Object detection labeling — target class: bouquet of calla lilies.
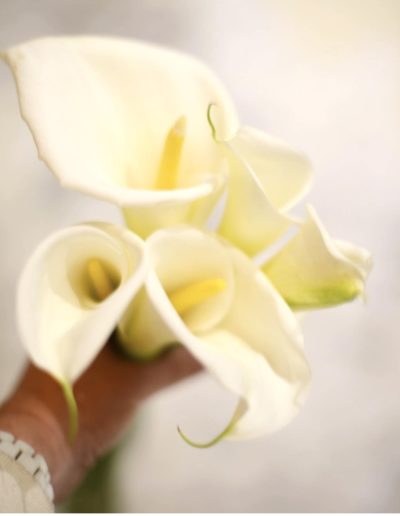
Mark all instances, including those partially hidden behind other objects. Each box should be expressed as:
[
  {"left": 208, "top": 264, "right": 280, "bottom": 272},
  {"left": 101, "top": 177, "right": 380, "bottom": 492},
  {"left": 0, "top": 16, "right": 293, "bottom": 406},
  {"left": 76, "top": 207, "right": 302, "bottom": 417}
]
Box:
[{"left": 2, "top": 37, "right": 371, "bottom": 447}]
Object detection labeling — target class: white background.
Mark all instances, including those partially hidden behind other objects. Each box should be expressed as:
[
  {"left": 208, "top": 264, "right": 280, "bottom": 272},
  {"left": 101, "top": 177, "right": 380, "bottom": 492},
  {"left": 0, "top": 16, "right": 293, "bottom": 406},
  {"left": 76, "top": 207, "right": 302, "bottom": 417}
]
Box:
[{"left": 0, "top": 0, "right": 399, "bottom": 511}]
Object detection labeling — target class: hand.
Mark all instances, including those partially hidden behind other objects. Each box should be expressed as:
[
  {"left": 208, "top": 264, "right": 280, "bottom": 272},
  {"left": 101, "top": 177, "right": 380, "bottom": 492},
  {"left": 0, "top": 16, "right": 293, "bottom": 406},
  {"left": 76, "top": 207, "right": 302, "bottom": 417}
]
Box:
[{"left": 0, "top": 337, "right": 201, "bottom": 502}]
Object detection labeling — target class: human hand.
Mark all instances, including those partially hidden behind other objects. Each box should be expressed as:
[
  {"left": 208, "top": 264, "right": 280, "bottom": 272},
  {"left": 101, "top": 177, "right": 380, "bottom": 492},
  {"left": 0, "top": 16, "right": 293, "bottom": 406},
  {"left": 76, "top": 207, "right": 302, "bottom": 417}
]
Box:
[{"left": 0, "top": 337, "right": 201, "bottom": 502}]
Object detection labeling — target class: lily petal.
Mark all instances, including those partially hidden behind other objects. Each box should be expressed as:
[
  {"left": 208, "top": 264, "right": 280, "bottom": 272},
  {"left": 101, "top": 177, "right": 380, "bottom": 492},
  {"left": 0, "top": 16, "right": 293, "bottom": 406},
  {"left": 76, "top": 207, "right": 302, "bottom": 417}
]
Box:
[
  {"left": 124, "top": 228, "right": 310, "bottom": 439},
  {"left": 263, "top": 205, "right": 372, "bottom": 309},
  {"left": 228, "top": 126, "right": 313, "bottom": 211},
  {"left": 2, "top": 36, "right": 238, "bottom": 236},
  {"left": 201, "top": 246, "right": 311, "bottom": 439},
  {"left": 17, "top": 222, "right": 147, "bottom": 384},
  {"left": 217, "top": 138, "right": 294, "bottom": 256},
  {"left": 122, "top": 172, "right": 227, "bottom": 237},
  {"left": 118, "top": 227, "right": 235, "bottom": 359}
]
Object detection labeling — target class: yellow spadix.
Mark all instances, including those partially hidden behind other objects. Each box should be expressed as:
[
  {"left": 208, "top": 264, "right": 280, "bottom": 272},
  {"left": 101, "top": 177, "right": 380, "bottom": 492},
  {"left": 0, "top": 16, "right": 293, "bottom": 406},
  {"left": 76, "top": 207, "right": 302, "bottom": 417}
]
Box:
[
  {"left": 87, "top": 259, "right": 116, "bottom": 301},
  {"left": 168, "top": 278, "right": 227, "bottom": 316},
  {"left": 155, "top": 116, "right": 187, "bottom": 190}
]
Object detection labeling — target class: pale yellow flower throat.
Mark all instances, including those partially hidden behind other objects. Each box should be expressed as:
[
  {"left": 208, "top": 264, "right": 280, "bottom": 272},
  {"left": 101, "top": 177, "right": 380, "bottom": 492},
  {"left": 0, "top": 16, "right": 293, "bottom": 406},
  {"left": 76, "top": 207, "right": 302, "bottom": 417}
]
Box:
[
  {"left": 87, "top": 259, "right": 117, "bottom": 301},
  {"left": 155, "top": 116, "right": 186, "bottom": 190},
  {"left": 87, "top": 259, "right": 226, "bottom": 315}
]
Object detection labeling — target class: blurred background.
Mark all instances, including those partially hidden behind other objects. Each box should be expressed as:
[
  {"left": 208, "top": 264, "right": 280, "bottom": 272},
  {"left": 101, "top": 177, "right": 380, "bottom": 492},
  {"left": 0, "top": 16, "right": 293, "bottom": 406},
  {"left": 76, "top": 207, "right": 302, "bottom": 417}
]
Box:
[{"left": 0, "top": 0, "right": 399, "bottom": 511}]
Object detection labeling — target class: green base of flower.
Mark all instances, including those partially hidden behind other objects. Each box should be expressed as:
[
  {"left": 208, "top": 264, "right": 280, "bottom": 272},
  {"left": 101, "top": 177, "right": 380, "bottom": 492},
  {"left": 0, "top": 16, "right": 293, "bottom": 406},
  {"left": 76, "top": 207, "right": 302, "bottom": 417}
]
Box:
[
  {"left": 285, "top": 281, "right": 363, "bottom": 311},
  {"left": 114, "top": 330, "right": 181, "bottom": 363}
]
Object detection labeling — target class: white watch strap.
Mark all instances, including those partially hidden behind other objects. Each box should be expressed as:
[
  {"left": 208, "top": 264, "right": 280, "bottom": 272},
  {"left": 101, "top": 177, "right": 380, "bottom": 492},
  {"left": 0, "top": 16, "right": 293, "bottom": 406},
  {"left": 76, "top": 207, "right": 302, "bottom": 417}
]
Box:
[{"left": 0, "top": 430, "right": 54, "bottom": 503}]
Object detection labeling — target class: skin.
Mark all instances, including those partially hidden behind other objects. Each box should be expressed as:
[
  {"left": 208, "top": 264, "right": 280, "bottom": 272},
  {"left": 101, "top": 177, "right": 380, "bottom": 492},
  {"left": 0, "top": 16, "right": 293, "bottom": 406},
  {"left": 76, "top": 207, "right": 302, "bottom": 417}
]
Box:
[{"left": 0, "top": 337, "right": 201, "bottom": 503}]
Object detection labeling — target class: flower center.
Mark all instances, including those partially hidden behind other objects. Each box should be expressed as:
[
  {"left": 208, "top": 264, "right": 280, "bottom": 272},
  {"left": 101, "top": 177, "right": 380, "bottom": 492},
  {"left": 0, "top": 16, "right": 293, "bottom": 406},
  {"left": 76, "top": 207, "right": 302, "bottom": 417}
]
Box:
[
  {"left": 155, "top": 116, "right": 187, "bottom": 190},
  {"left": 86, "top": 259, "right": 119, "bottom": 302},
  {"left": 168, "top": 278, "right": 226, "bottom": 316}
]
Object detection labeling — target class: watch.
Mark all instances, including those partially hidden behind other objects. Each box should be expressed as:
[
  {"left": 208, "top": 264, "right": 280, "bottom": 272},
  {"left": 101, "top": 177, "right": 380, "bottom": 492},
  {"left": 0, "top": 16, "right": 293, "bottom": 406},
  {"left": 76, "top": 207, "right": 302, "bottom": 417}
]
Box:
[{"left": 0, "top": 430, "right": 54, "bottom": 503}]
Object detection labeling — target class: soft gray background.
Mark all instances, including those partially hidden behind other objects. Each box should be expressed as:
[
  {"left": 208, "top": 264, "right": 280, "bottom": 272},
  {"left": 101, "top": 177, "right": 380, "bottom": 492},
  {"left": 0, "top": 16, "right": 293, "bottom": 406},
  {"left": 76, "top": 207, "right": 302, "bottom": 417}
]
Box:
[{"left": 0, "top": 0, "right": 399, "bottom": 512}]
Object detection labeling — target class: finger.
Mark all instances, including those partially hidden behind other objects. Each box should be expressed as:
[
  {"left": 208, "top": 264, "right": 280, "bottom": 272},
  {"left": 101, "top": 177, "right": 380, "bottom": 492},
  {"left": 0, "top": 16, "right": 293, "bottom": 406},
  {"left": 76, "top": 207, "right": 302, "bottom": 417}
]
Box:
[{"left": 135, "top": 345, "right": 203, "bottom": 398}]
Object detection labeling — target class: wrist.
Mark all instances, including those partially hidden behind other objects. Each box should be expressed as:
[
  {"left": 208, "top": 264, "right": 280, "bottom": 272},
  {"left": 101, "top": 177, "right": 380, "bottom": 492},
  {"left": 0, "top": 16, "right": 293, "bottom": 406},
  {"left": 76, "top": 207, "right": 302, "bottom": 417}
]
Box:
[{"left": 0, "top": 367, "right": 77, "bottom": 501}]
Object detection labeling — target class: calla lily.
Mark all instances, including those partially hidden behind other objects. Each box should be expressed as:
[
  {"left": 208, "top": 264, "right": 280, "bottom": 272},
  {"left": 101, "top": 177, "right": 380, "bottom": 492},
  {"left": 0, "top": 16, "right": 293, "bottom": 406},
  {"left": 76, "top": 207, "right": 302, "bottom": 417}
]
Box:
[
  {"left": 119, "top": 227, "right": 311, "bottom": 444},
  {"left": 211, "top": 116, "right": 313, "bottom": 255},
  {"left": 5, "top": 35, "right": 371, "bottom": 446},
  {"left": 2, "top": 36, "right": 237, "bottom": 237},
  {"left": 15, "top": 217, "right": 369, "bottom": 444},
  {"left": 17, "top": 222, "right": 148, "bottom": 437},
  {"left": 262, "top": 205, "right": 372, "bottom": 309},
  {"left": 3, "top": 36, "right": 312, "bottom": 255}
]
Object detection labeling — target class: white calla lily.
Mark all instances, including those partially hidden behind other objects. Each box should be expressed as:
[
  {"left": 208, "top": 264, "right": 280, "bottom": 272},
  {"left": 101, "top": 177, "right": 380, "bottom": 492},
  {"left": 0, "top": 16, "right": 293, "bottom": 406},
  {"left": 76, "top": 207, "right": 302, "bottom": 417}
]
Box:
[
  {"left": 3, "top": 36, "right": 313, "bottom": 256},
  {"left": 214, "top": 119, "right": 313, "bottom": 256},
  {"left": 17, "top": 222, "right": 148, "bottom": 436},
  {"left": 262, "top": 205, "right": 372, "bottom": 309},
  {"left": 2, "top": 36, "right": 237, "bottom": 236},
  {"left": 121, "top": 227, "right": 311, "bottom": 444},
  {"left": 5, "top": 35, "right": 371, "bottom": 450},
  {"left": 226, "top": 126, "right": 313, "bottom": 212}
]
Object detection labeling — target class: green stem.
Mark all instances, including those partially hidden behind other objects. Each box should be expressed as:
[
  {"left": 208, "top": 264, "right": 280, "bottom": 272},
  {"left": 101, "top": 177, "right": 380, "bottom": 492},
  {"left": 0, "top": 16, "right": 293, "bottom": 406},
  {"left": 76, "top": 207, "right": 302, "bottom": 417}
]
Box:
[
  {"left": 60, "top": 381, "right": 79, "bottom": 443},
  {"left": 61, "top": 446, "right": 120, "bottom": 513}
]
